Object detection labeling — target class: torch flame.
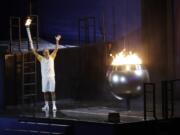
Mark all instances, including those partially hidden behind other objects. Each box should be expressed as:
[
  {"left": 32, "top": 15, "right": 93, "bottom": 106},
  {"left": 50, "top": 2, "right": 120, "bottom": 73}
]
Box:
[
  {"left": 25, "top": 18, "right": 32, "bottom": 26},
  {"left": 111, "top": 50, "right": 142, "bottom": 66}
]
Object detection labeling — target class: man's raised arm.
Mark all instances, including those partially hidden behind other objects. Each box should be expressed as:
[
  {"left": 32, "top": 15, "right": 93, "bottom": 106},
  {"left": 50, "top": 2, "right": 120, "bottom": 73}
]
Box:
[
  {"left": 31, "top": 48, "right": 43, "bottom": 62},
  {"left": 51, "top": 35, "right": 61, "bottom": 59}
]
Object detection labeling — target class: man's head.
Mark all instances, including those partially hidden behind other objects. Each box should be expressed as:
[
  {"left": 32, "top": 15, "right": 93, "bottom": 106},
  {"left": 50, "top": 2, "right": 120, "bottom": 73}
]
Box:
[{"left": 43, "top": 49, "right": 50, "bottom": 58}]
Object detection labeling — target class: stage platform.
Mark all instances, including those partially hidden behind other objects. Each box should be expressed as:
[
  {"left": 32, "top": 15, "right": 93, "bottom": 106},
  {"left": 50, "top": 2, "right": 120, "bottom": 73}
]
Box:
[
  {"left": 1, "top": 103, "right": 180, "bottom": 135},
  {"left": 2, "top": 97, "right": 180, "bottom": 124},
  {"left": 1, "top": 99, "right": 157, "bottom": 124}
]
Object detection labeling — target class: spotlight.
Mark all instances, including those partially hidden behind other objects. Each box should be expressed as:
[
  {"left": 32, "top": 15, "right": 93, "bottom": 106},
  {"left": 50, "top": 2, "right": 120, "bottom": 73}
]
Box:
[
  {"left": 112, "top": 75, "right": 119, "bottom": 83},
  {"left": 120, "top": 76, "right": 126, "bottom": 83}
]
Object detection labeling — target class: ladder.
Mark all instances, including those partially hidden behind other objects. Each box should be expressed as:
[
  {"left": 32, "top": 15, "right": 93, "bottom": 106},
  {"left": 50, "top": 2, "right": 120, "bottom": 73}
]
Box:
[
  {"left": 10, "top": 15, "right": 39, "bottom": 114},
  {"left": 21, "top": 52, "right": 37, "bottom": 113}
]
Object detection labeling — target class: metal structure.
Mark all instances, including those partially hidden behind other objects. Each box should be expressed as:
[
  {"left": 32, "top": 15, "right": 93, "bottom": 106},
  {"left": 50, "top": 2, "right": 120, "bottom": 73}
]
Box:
[
  {"left": 161, "top": 79, "right": 180, "bottom": 119},
  {"left": 10, "top": 15, "right": 39, "bottom": 114},
  {"left": 143, "top": 83, "right": 157, "bottom": 120},
  {"left": 21, "top": 53, "right": 37, "bottom": 113},
  {"left": 78, "top": 17, "right": 96, "bottom": 44},
  {"left": 9, "top": 16, "right": 21, "bottom": 52},
  {"left": 144, "top": 79, "right": 178, "bottom": 120}
]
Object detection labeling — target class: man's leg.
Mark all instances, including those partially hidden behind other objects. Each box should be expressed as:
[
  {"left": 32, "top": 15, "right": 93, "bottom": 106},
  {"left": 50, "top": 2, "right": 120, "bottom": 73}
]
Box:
[
  {"left": 51, "top": 92, "right": 56, "bottom": 101},
  {"left": 44, "top": 92, "right": 49, "bottom": 105},
  {"left": 42, "top": 77, "right": 50, "bottom": 111},
  {"left": 42, "top": 92, "right": 49, "bottom": 111},
  {"left": 51, "top": 92, "right": 57, "bottom": 111},
  {"left": 49, "top": 77, "right": 56, "bottom": 111}
]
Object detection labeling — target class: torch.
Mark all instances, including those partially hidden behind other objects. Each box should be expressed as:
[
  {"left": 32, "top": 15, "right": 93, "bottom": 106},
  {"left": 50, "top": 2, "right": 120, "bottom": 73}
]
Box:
[{"left": 25, "top": 18, "right": 34, "bottom": 49}]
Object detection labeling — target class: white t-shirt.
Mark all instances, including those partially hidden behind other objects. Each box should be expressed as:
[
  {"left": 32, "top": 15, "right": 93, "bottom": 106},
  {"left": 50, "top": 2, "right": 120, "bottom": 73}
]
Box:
[
  {"left": 40, "top": 56, "right": 55, "bottom": 78},
  {"left": 35, "top": 49, "right": 58, "bottom": 78}
]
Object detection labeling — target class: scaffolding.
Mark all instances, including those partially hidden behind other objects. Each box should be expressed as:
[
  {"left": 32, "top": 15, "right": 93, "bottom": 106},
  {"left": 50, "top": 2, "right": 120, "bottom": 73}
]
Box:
[
  {"left": 78, "top": 17, "right": 96, "bottom": 44},
  {"left": 9, "top": 15, "right": 39, "bottom": 114}
]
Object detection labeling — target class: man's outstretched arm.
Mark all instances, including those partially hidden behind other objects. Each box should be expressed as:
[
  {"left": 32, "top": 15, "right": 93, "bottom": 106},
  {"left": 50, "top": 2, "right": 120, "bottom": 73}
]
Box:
[
  {"left": 31, "top": 48, "right": 43, "bottom": 62},
  {"left": 51, "top": 35, "right": 61, "bottom": 59}
]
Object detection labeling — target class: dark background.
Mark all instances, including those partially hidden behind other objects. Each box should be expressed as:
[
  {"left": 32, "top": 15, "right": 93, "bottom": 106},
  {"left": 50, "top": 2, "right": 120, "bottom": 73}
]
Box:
[{"left": 0, "top": 0, "right": 141, "bottom": 44}]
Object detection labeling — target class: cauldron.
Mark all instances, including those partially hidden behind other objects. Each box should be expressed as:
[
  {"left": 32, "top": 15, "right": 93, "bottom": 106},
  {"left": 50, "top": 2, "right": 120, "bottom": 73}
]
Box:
[{"left": 106, "top": 64, "right": 150, "bottom": 99}]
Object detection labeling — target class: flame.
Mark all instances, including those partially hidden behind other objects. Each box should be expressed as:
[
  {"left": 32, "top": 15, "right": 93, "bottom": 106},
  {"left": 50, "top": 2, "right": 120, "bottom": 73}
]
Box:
[
  {"left": 111, "top": 50, "right": 142, "bottom": 66},
  {"left": 25, "top": 18, "right": 32, "bottom": 26}
]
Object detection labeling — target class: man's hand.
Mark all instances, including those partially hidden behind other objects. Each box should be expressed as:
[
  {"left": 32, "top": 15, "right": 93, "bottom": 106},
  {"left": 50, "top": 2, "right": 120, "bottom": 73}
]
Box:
[
  {"left": 54, "top": 34, "right": 61, "bottom": 51},
  {"left": 55, "top": 35, "right": 61, "bottom": 41},
  {"left": 51, "top": 35, "right": 61, "bottom": 58}
]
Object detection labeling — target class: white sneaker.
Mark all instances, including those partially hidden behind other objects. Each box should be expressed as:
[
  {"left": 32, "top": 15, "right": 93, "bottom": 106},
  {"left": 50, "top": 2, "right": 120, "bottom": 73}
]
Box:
[
  {"left": 52, "top": 106, "right": 57, "bottom": 112},
  {"left": 53, "top": 111, "right": 56, "bottom": 118},
  {"left": 45, "top": 110, "right": 50, "bottom": 118},
  {"left": 42, "top": 105, "right": 49, "bottom": 111}
]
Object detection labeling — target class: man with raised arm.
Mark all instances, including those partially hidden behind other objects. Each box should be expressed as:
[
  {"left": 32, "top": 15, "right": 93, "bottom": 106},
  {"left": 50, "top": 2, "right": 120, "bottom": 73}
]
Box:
[{"left": 31, "top": 35, "right": 61, "bottom": 112}]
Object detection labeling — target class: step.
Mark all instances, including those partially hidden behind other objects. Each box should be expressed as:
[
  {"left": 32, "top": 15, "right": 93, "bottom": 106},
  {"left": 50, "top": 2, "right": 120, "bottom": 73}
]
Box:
[
  {"left": 18, "top": 122, "right": 69, "bottom": 133},
  {"left": 23, "top": 83, "right": 36, "bottom": 86},
  {"left": 23, "top": 94, "right": 37, "bottom": 98},
  {"left": 24, "top": 72, "right": 36, "bottom": 75},
  {"left": 3, "top": 129, "right": 63, "bottom": 135},
  {"left": 3, "top": 121, "right": 70, "bottom": 134},
  {"left": 24, "top": 61, "right": 36, "bottom": 64}
]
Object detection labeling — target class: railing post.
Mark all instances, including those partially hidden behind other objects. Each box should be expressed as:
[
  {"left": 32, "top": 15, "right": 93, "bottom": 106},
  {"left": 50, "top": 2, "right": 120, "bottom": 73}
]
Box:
[
  {"left": 144, "top": 83, "right": 157, "bottom": 120},
  {"left": 161, "top": 80, "right": 168, "bottom": 119}
]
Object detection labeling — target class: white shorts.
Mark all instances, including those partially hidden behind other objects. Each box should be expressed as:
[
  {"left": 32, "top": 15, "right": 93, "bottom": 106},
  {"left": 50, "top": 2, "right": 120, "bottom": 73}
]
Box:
[{"left": 42, "top": 77, "right": 55, "bottom": 93}]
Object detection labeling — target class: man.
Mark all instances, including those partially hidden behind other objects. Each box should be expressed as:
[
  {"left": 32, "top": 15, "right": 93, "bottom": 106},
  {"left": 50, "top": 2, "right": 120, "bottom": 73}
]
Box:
[{"left": 31, "top": 35, "right": 61, "bottom": 112}]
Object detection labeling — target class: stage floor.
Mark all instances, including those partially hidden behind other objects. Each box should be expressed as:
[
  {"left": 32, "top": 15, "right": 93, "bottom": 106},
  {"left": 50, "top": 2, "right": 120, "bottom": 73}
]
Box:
[
  {"left": 0, "top": 99, "right": 158, "bottom": 124},
  {"left": 2, "top": 98, "right": 180, "bottom": 123}
]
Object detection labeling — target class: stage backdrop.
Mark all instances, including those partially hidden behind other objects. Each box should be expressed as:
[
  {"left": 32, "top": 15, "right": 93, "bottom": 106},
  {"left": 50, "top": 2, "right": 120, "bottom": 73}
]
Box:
[
  {"left": 37, "top": 0, "right": 141, "bottom": 44},
  {"left": 0, "top": 0, "right": 141, "bottom": 44}
]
